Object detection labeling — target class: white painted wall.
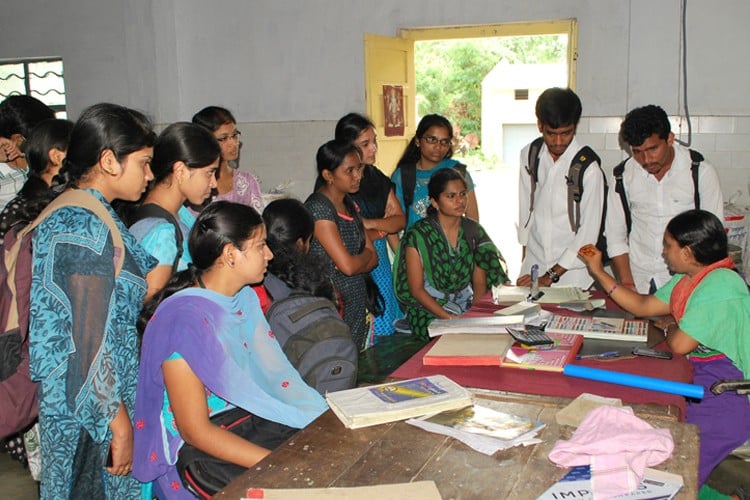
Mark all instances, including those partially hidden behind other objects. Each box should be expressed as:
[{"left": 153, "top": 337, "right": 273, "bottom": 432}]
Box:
[{"left": 1, "top": 0, "right": 749, "bottom": 202}]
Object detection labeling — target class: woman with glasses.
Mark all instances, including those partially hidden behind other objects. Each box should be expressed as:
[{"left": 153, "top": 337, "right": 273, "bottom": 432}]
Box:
[
  {"left": 305, "top": 140, "right": 379, "bottom": 349},
  {"left": 391, "top": 113, "right": 479, "bottom": 231},
  {"left": 334, "top": 113, "right": 405, "bottom": 339},
  {"left": 192, "top": 106, "right": 264, "bottom": 213}
]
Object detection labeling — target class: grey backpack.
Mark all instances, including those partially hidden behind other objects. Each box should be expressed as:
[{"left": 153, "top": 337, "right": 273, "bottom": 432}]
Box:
[{"left": 266, "top": 293, "right": 358, "bottom": 394}]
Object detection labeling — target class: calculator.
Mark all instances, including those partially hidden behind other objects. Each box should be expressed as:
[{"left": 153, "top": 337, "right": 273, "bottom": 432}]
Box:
[{"left": 505, "top": 326, "right": 555, "bottom": 346}]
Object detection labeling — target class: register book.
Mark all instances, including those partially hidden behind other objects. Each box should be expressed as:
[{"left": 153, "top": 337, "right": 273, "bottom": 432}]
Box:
[{"left": 545, "top": 314, "right": 648, "bottom": 342}]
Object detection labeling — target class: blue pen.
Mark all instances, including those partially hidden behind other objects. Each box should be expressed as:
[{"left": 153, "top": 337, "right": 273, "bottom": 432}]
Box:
[{"left": 575, "top": 351, "right": 621, "bottom": 360}]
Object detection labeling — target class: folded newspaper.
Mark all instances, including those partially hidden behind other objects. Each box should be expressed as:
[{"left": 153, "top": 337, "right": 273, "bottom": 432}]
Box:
[
  {"left": 427, "top": 315, "right": 524, "bottom": 338},
  {"left": 407, "top": 404, "right": 545, "bottom": 455}
]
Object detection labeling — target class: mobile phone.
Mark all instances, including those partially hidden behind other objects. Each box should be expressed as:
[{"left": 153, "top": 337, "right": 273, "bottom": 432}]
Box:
[
  {"left": 632, "top": 347, "right": 673, "bottom": 360},
  {"left": 105, "top": 446, "right": 113, "bottom": 467}
]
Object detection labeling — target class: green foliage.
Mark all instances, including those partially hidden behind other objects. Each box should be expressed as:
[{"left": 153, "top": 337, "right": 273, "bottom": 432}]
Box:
[{"left": 416, "top": 35, "right": 566, "bottom": 137}]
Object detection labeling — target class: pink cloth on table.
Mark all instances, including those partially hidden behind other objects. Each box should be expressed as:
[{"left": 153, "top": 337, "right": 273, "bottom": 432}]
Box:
[{"left": 548, "top": 406, "right": 674, "bottom": 499}]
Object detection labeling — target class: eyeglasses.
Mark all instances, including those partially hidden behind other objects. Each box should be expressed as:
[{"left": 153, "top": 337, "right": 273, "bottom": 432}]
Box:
[
  {"left": 216, "top": 130, "right": 241, "bottom": 143},
  {"left": 422, "top": 135, "right": 451, "bottom": 147}
]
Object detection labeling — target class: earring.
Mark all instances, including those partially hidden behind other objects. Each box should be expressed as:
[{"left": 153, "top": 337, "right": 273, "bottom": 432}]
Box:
[{"left": 229, "top": 261, "right": 235, "bottom": 268}]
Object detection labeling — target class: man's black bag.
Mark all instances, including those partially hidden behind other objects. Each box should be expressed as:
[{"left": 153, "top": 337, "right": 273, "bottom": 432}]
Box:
[{"left": 266, "top": 293, "right": 358, "bottom": 394}]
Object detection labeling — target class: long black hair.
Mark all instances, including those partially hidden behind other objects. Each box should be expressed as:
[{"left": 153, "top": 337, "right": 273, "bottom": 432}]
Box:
[
  {"left": 395, "top": 113, "right": 454, "bottom": 169},
  {"left": 138, "top": 201, "right": 263, "bottom": 333},
  {"left": 263, "top": 198, "right": 335, "bottom": 301},
  {"left": 150, "top": 122, "right": 220, "bottom": 184},
  {"left": 426, "top": 167, "right": 467, "bottom": 217},
  {"left": 54, "top": 103, "right": 156, "bottom": 190},
  {"left": 666, "top": 209, "right": 728, "bottom": 266}
]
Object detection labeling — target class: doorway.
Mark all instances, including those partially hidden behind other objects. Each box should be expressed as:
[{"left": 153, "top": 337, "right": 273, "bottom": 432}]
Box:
[{"left": 365, "top": 21, "right": 577, "bottom": 281}]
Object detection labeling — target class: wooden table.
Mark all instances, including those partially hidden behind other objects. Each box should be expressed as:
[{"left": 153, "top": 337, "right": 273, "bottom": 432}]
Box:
[{"left": 216, "top": 391, "right": 699, "bottom": 499}]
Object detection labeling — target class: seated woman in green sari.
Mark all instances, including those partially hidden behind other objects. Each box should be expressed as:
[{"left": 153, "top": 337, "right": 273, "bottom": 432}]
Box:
[{"left": 394, "top": 168, "right": 509, "bottom": 341}]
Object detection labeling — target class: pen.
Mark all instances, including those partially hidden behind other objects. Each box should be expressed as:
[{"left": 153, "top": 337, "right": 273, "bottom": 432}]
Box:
[
  {"left": 529, "top": 264, "right": 539, "bottom": 300},
  {"left": 575, "top": 351, "right": 621, "bottom": 360}
]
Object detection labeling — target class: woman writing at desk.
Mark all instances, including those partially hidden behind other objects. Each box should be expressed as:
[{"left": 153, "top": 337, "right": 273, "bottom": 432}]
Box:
[
  {"left": 578, "top": 209, "right": 750, "bottom": 493},
  {"left": 394, "top": 168, "right": 508, "bottom": 342}
]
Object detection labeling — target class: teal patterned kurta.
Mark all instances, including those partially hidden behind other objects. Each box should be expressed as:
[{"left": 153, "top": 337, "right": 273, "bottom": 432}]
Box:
[
  {"left": 29, "top": 189, "right": 156, "bottom": 499},
  {"left": 394, "top": 216, "right": 508, "bottom": 340}
]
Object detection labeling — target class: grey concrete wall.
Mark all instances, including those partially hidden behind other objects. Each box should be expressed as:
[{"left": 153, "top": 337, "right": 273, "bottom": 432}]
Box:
[{"left": 1, "top": 0, "right": 748, "bottom": 202}]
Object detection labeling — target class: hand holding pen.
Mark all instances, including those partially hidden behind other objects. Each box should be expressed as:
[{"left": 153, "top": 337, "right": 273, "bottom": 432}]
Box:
[{"left": 527, "top": 264, "right": 544, "bottom": 301}]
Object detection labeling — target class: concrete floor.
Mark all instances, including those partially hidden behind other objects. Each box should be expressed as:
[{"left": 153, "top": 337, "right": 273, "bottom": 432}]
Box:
[{"left": 0, "top": 451, "right": 38, "bottom": 500}]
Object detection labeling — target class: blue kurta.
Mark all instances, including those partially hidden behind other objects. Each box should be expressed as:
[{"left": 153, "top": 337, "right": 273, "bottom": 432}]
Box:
[{"left": 29, "top": 189, "right": 156, "bottom": 499}]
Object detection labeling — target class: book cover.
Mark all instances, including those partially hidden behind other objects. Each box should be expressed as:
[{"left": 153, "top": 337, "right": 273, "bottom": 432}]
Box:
[
  {"left": 325, "top": 375, "right": 473, "bottom": 429},
  {"left": 500, "top": 332, "right": 583, "bottom": 372},
  {"left": 545, "top": 314, "right": 649, "bottom": 342},
  {"left": 422, "top": 334, "right": 513, "bottom": 366},
  {"left": 492, "top": 285, "right": 590, "bottom": 304},
  {"left": 537, "top": 465, "right": 683, "bottom": 500}
]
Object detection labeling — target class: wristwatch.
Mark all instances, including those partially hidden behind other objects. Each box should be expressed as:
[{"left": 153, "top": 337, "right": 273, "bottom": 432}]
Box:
[{"left": 545, "top": 268, "right": 560, "bottom": 283}]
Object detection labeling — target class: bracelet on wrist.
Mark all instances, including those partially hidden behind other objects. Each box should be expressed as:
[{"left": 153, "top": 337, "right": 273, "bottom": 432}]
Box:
[
  {"left": 607, "top": 283, "right": 618, "bottom": 295},
  {"left": 621, "top": 281, "right": 635, "bottom": 287}
]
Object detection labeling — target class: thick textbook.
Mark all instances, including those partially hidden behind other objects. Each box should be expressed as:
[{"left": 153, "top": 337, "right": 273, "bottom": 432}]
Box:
[
  {"left": 545, "top": 314, "right": 649, "bottom": 342},
  {"left": 536, "top": 465, "right": 682, "bottom": 500},
  {"left": 422, "top": 333, "right": 513, "bottom": 366},
  {"left": 500, "top": 332, "right": 583, "bottom": 372},
  {"left": 325, "top": 375, "right": 473, "bottom": 429}
]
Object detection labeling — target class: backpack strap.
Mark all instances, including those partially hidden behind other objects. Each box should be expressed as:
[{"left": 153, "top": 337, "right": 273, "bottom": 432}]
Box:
[
  {"left": 130, "top": 203, "right": 184, "bottom": 274},
  {"left": 400, "top": 165, "right": 417, "bottom": 216},
  {"left": 566, "top": 146, "right": 602, "bottom": 232},
  {"left": 4, "top": 189, "right": 125, "bottom": 332},
  {"left": 612, "top": 159, "right": 631, "bottom": 235},
  {"left": 460, "top": 217, "right": 478, "bottom": 253},
  {"left": 523, "top": 137, "right": 544, "bottom": 229},
  {"left": 689, "top": 149, "right": 703, "bottom": 210}
]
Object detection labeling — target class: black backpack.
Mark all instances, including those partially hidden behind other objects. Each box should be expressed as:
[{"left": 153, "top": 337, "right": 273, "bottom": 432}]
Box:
[
  {"left": 265, "top": 293, "right": 358, "bottom": 395},
  {"left": 613, "top": 149, "right": 703, "bottom": 234},
  {"left": 524, "top": 137, "right": 609, "bottom": 259},
  {"left": 401, "top": 162, "right": 469, "bottom": 216},
  {"left": 128, "top": 203, "right": 184, "bottom": 274}
]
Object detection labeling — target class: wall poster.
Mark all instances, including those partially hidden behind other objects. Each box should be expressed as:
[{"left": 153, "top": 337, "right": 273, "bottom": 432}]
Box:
[{"left": 383, "top": 84, "right": 404, "bottom": 136}]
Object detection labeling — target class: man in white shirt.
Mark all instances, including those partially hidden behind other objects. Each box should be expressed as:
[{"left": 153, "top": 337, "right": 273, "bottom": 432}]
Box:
[
  {"left": 517, "top": 88, "right": 606, "bottom": 289},
  {"left": 606, "top": 104, "right": 724, "bottom": 293}
]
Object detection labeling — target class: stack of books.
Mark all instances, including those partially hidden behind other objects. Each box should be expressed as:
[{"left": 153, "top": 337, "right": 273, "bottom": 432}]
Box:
[{"left": 325, "top": 375, "right": 473, "bottom": 429}]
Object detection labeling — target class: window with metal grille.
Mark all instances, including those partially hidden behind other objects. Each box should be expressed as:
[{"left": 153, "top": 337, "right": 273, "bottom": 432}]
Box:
[
  {"left": 514, "top": 88, "right": 529, "bottom": 100},
  {"left": 0, "top": 58, "right": 67, "bottom": 117}
]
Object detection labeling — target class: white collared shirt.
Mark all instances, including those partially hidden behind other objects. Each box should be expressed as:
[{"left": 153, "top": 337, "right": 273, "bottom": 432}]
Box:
[
  {"left": 605, "top": 143, "right": 724, "bottom": 292},
  {"left": 518, "top": 137, "right": 606, "bottom": 288},
  {"left": 0, "top": 162, "right": 27, "bottom": 213}
]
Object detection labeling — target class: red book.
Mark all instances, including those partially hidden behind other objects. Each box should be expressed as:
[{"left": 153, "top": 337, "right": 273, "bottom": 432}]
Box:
[
  {"left": 422, "top": 334, "right": 513, "bottom": 366},
  {"left": 500, "top": 332, "right": 583, "bottom": 372}
]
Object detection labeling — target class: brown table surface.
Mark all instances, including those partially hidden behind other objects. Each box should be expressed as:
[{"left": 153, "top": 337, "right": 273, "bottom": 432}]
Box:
[{"left": 216, "top": 390, "right": 698, "bottom": 499}]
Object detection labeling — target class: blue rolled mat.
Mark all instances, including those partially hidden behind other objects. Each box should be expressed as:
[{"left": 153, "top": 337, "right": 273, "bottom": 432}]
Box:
[{"left": 563, "top": 364, "right": 704, "bottom": 400}]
